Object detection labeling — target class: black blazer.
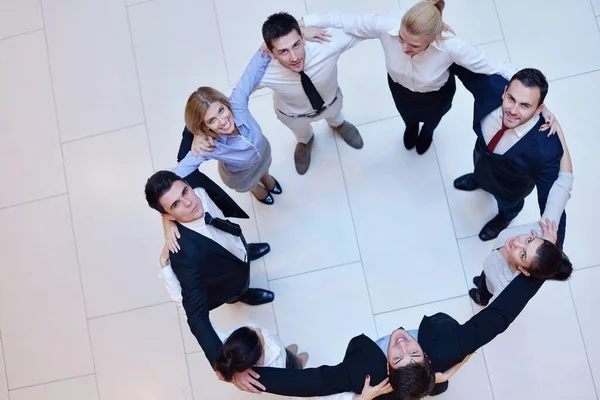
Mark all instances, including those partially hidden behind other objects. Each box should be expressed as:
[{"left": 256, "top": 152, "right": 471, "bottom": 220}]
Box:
[
  {"left": 170, "top": 170, "right": 249, "bottom": 368},
  {"left": 253, "top": 274, "right": 543, "bottom": 398},
  {"left": 450, "top": 65, "right": 566, "bottom": 243}
]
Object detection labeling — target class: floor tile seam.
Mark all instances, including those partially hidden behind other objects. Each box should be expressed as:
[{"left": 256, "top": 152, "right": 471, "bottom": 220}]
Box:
[
  {"left": 0, "top": 192, "right": 68, "bottom": 211},
  {"left": 0, "top": 337, "right": 9, "bottom": 395},
  {"left": 126, "top": 0, "right": 154, "bottom": 8},
  {"left": 0, "top": 28, "right": 44, "bottom": 43},
  {"left": 175, "top": 310, "right": 196, "bottom": 399},
  {"left": 125, "top": 3, "right": 155, "bottom": 171},
  {"left": 60, "top": 122, "right": 147, "bottom": 145},
  {"left": 490, "top": 0, "right": 514, "bottom": 65},
  {"left": 7, "top": 372, "right": 96, "bottom": 392},
  {"left": 576, "top": 264, "right": 600, "bottom": 272},
  {"left": 549, "top": 68, "right": 600, "bottom": 82},
  {"left": 37, "top": 3, "right": 101, "bottom": 398},
  {"left": 210, "top": 0, "right": 233, "bottom": 87},
  {"left": 87, "top": 300, "right": 175, "bottom": 321},
  {"left": 567, "top": 281, "right": 599, "bottom": 398},
  {"left": 266, "top": 259, "right": 363, "bottom": 283},
  {"left": 373, "top": 293, "right": 469, "bottom": 316}
]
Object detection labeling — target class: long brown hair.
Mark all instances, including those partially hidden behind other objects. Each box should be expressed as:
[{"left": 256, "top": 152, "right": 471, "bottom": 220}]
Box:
[
  {"left": 184, "top": 87, "right": 233, "bottom": 140},
  {"left": 401, "top": 0, "right": 447, "bottom": 43}
]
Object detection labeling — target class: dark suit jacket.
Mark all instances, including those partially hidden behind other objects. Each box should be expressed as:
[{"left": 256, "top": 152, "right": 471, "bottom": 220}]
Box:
[
  {"left": 450, "top": 65, "right": 566, "bottom": 243},
  {"left": 170, "top": 170, "right": 249, "bottom": 368},
  {"left": 253, "top": 274, "right": 543, "bottom": 398}
]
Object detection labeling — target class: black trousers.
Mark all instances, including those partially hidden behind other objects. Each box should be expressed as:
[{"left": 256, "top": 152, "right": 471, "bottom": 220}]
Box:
[
  {"left": 285, "top": 349, "right": 302, "bottom": 370},
  {"left": 475, "top": 271, "right": 494, "bottom": 306},
  {"left": 387, "top": 73, "right": 456, "bottom": 130}
]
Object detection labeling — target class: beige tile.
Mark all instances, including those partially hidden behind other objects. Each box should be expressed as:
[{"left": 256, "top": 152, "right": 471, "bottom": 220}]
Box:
[
  {"left": 306, "top": 0, "right": 399, "bottom": 14},
  {"left": 570, "top": 266, "right": 600, "bottom": 388},
  {"left": 0, "top": 341, "right": 7, "bottom": 400},
  {"left": 62, "top": 126, "right": 168, "bottom": 318},
  {"left": 42, "top": 0, "right": 144, "bottom": 141},
  {"left": 594, "top": 0, "right": 600, "bottom": 15},
  {"left": 89, "top": 303, "right": 192, "bottom": 400},
  {"left": 269, "top": 263, "right": 376, "bottom": 367},
  {"left": 338, "top": 117, "right": 466, "bottom": 313},
  {"left": 496, "top": 0, "right": 600, "bottom": 80},
  {"left": 483, "top": 281, "right": 596, "bottom": 399},
  {"left": 186, "top": 352, "right": 285, "bottom": 400},
  {"left": 247, "top": 95, "right": 360, "bottom": 280},
  {"left": 214, "top": 0, "right": 307, "bottom": 86},
  {"left": 0, "top": 196, "right": 93, "bottom": 389},
  {"left": 9, "top": 375, "right": 98, "bottom": 400},
  {"left": 128, "top": 0, "right": 231, "bottom": 171},
  {"left": 0, "top": 31, "right": 66, "bottom": 208},
  {"left": 0, "top": 0, "right": 42, "bottom": 39},
  {"left": 375, "top": 297, "right": 494, "bottom": 400}
]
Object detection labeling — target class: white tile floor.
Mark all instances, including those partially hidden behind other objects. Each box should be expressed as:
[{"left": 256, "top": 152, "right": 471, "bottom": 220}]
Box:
[{"left": 0, "top": 0, "right": 598, "bottom": 399}]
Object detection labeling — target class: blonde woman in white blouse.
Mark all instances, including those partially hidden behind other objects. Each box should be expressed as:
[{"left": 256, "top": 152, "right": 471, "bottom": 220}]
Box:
[{"left": 301, "top": 0, "right": 556, "bottom": 155}]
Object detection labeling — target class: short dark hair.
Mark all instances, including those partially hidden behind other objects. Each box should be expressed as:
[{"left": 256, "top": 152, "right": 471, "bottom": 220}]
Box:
[
  {"left": 508, "top": 68, "right": 549, "bottom": 106},
  {"left": 144, "top": 170, "right": 186, "bottom": 214},
  {"left": 388, "top": 354, "right": 436, "bottom": 400},
  {"left": 215, "top": 327, "right": 263, "bottom": 382},
  {"left": 262, "top": 12, "right": 302, "bottom": 50},
  {"left": 529, "top": 239, "right": 573, "bottom": 281}
]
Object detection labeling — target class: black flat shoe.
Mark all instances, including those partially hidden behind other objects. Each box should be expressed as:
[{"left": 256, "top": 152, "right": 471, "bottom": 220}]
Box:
[
  {"left": 479, "top": 213, "right": 512, "bottom": 241},
  {"left": 267, "top": 178, "right": 282, "bottom": 195},
  {"left": 453, "top": 173, "right": 479, "bottom": 191},
  {"left": 473, "top": 275, "right": 481, "bottom": 286},
  {"left": 416, "top": 124, "right": 434, "bottom": 155},
  {"left": 255, "top": 192, "right": 274, "bottom": 205},
  {"left": 237, "top": 288, "right": 274, "bottom": 306},
  {"left": 429, "top": 381, "right": 449, "bottom": 396},
  {"left": 469, "top": 288, "right": 488, "bottom": 306},
  {"left": 248, "top": 243, "right": 270, "bottom": 261},
  {"left": 403, "top": 123, "right": 419, "bottom": 150}
]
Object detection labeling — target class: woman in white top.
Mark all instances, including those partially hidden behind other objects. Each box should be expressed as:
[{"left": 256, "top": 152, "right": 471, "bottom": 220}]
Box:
[
  {"left": 301, "top": 0, "right": 556, "bottom": 155},
  {"left": 469, "top": 124, "right": 573, "bottom": 306}
]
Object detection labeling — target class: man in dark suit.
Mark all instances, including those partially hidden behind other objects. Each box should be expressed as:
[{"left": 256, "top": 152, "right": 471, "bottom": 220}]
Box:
[
  {"left": 144, "top": 170, "right": 274, "bottom": 373},
  {"left": 246, "top": 273, "right": 543, "bottom": 399},
  {"left": 451, "top": 67, "right": 566, "bottom": 244}
]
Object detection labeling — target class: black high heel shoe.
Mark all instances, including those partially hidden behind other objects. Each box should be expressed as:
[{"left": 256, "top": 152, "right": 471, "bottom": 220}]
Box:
[
  {"left": 255, "top": 192, "right": 274, "bottom": 205},
  {"left": 267, "top": 178, "right": 282, "bottom": 195}
]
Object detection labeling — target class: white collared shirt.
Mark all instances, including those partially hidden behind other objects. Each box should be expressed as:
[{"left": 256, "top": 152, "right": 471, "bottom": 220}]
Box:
[
  {"left": 481, "top": 107, "right": 541, "bottom": 155},
  {"left": 258, "top": 28, "right": 361, "bottom": 116},
  {"left": 303, "top": 12, "right": 517, "bottom": 93},
  {"left": 180, "top": 188, "right": 247, "bottom": 263}
]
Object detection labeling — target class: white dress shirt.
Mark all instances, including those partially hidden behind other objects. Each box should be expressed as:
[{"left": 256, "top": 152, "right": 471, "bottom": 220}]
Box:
[
  {"left": 481, "top": 107, "right": 541, "bottom": 155},
  {"left": 304, "top": 12, "right": 517, "bottom": 93},
  {"left": 258, "top": 27, "right": 361, "bottom": 116},
  {"left": 180, "top": 188, "right": 247, "bottom": 263}
]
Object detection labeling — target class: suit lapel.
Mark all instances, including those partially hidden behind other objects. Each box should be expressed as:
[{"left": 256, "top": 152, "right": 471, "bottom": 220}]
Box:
[{"left": 176, "top": 222, "right": 245, "bottom": 264}]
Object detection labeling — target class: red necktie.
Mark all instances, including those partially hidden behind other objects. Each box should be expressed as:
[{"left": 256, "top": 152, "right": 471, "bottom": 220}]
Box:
[{"left": 487, "top": 124, "right": 508, "bottom": 152}]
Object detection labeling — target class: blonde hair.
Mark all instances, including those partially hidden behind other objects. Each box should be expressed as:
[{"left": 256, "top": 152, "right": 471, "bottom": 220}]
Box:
[
  {"left": 401, "top": 0, "right": 446, "bottom": 43},
  {"left": 184, "top": 87, "right": 233, "bottom": 140}
]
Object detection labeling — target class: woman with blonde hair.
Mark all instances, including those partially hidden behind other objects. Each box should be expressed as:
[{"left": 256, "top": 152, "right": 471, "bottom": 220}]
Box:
[
  {"left": 172, "top": 50, "right": 281, "bottom": 206},
  {"left": 300, "top": 0, "right": 556, "bottom": 154}
]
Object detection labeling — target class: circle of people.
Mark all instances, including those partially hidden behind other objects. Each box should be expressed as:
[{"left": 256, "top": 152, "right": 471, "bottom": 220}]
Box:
[{"left": 143, "top": 2, "right": 574, "bottom": 399}]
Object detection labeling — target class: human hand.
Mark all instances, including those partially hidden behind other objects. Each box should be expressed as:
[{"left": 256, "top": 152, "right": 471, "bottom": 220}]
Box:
[
  {"left": 442, "top": 22, "right": 455, "bottom": 35},
  {"left": 191, "top": 134, "right": 215, "bottom": 157},
  {"left": 162, "top": 217, "right": 180, "bottom": 253},
  {"left": 230, "top": 368, "right": 265, "bottom": 393},
  {"left": 539, "top": 105, "right": 559, "bottom": 136},
  {"left": 355, "top": 376, "right": 392, "bottom": 400},
  {"left": 159, "top": 245, "right": 170, "bottom": 268},
  {"left": 539, "top": 217, "right": 558, "bottom": 244},
  {"left": 259, "top": 42, "right": 269, "bottom": 56},
  {"left": 302, "top": 26, "right": 332, "bottom": 43}
]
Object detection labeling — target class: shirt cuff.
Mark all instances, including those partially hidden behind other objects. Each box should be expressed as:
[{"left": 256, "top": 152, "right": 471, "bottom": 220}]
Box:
[{"left": 303, "top": 14, "right": 320, "bottom": 28}]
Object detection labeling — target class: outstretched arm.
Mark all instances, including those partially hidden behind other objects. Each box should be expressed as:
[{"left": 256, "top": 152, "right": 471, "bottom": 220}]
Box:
[
  {"left": 230, "top": 50, "right": 271, "bottom": 107},
  {"left": 302, "top": 12, "right": 396, "bottom": 40}
]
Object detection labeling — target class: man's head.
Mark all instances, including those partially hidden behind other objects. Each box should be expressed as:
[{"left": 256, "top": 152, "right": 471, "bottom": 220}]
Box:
[
  {"left": 501, "top": 68, "right": 548, "bottom": 129},
  {"left": 262, "top": 12, "right": 306, "bottom": 72},
  {"left": 144, "top": 171, "right": 204, "bottom": 223},
  {"left": 387, "top": 328, "right": 435, "bottom": 399}
]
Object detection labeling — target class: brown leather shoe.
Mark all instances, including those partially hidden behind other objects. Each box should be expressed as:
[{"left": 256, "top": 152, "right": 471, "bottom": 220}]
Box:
[
  {"left": 332, "top": 121, "right": 363, "bottom": 149},
  {"left": 294, "top": 136, "right": 314, "bottom": 175}
]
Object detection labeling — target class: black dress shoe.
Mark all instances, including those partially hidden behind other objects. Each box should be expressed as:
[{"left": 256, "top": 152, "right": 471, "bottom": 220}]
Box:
[
  {"left": 473, "top": 275, "right": 481, "bottom": 286},
  {"left": 268, "top": 178, "right": 282, "bottom": 195},
  {"left": 255, "top": 192, "right": 274, "bottom": 205},
  {"left": 237, "top": 288, "right": 274, "bottom": 306},
  {"left": 429, "top": 381, "right": 449, "bottom": 396},
  {"left": 403, "top": 123, "right": 419, "bottom": 150},
  {"left": 479, "top": 213, "right": 512, "bottom": 241},
  {"left": 248, "top": 242, "right": 270, "bottom": 261},
  {"left": 454, "top": 173, "right": 479, "bottom": 191},
  {"left": 469, "top": 288, "right": 488, "bottom": 306},
  {"left": 416, "top": 124, "right": 434, "bottom": 155}
]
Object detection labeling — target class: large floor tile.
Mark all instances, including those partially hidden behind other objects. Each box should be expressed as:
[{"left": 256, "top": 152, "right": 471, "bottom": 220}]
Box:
[
  {"left": 570, "top": 266, "right": 600, "bottom": 389},
  {"left": 496, "top": 0, "right": 600, "bottom": 80},
  {"left": 541, "top": 71, "right": 600, "bottom": 268},
  {"left": 42, "top": 0, "right": 144, "bottom": 141},
  {"left": 458, "top": 235, "right": 497, "bottom": 294},
  {"left": 306, "top": 0, "right": 398, "bottom": 14},
  {"left": 594, "top": 0, "right": 600, "bottom": 15},
  {"left": 187, "top": 352, "right": 285, "bottom": 400},
  {"left": 248, "top": 95, "right": 360, "bottom": 280},
  {"left": 0, "top": 341, "right": 7, "bottom": 400},
  {"left": 214, "top": 0, "right": 307, "bottom": 86},
  {"left": 62, "top": 126, "right": 168, "bottom": 318},
  {"left": 9, "top": 375, "right": 98, "bottom": 400},
  {"left": 0, "top": 196, "right": 93, "bottom": 389},
  {"left": 269, "top": 263, "right": 377, "bottom": 367},
  {"left": 338, "top": 117, "right": 466, "bottom": 313},
  {"left": 89, "top": 303, "right": 192, "bottom": 400},
  {"left": 375, "top": 297, "right": 494, "bottom": 400},
  {"left": 0, "top": 0, "right": 42, "bottom": 39},
  {"left": 0, "top": 31, "right": 66, "bottom": 208},
  {"left": 128, "top": 0, "right": 231, "bottom": 171},
  {"left": 483, "top": 281, "right": 596, "bottom": 400}
]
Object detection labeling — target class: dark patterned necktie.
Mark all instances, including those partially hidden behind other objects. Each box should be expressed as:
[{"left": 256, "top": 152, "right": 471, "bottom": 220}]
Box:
[{"left": 299, "top": 70, "right": 325, "bottom": 111}]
